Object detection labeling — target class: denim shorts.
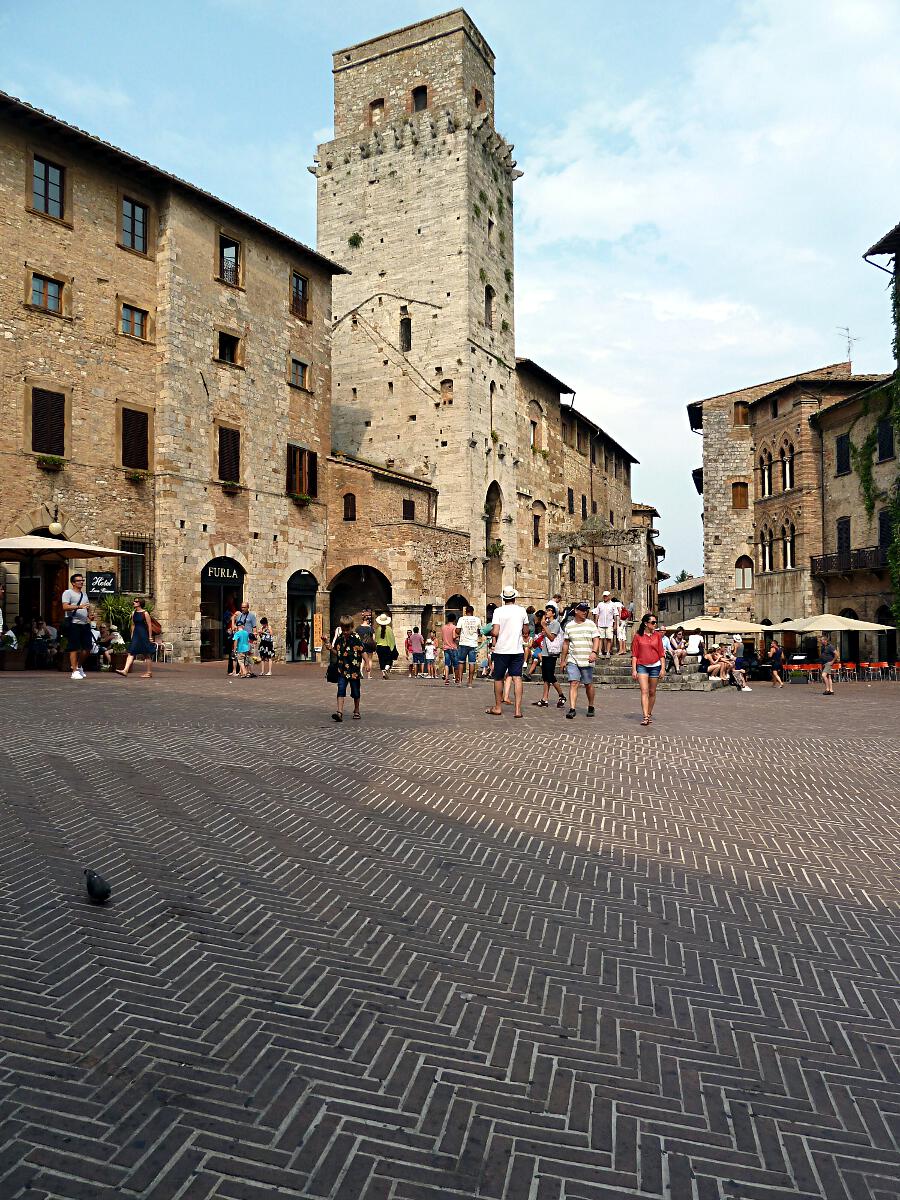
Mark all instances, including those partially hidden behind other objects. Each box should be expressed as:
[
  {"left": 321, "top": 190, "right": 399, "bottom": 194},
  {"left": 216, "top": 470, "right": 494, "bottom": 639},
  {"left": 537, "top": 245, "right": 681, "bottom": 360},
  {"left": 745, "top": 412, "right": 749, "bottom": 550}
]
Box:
[
  {"left": 457, "top": 645, "right": 477, "bottom": 664},
  {"left": 492, "top": 652, "right": 524, "bottom": 679},
  {"left": 337, "top": 675, "right": 361, "bottom": 698},
  {"left": 412, "top": 652, "right": 425, "bottom": 664},
  {"left": 442, "top": 648, "right": 457, "bottom": 668},
  {"left": 636, "top": 663, "right": 661, "bottom": 678},
  {"left": 566, "top": 663, "right": 594, "bottom": 685}
]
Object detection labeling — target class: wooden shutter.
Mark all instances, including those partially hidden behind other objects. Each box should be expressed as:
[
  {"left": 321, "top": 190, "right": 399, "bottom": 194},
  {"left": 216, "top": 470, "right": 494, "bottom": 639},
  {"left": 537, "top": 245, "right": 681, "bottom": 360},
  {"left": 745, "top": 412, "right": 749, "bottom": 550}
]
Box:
[
  {"left": 121, "top": 408, "right": 149, "bottom": 470},
  {"left": 286, "top": 445, "right": 299, "bottom": 494},
  {"left": 218, "top": 427, "right": 240, "bottom": 481},
  {"left": 31, "top": 388, "right": 65, "bottom": 455},
  {"left": 305, "top": 450, "right": 318, "bottom": 498},
  {"left": 836, "top": 517, "right": 851, "bottom": 556}
]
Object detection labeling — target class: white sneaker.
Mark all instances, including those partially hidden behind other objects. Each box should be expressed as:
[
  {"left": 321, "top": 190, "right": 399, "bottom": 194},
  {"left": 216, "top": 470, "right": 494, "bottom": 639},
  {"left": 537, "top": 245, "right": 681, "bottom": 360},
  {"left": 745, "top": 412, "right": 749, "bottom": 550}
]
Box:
[
  {"left": 71, "top": 670, "right": 83, "bottom": 679},
  {"left": 742, "top": 686, "right": 752, "bottom": 692}
]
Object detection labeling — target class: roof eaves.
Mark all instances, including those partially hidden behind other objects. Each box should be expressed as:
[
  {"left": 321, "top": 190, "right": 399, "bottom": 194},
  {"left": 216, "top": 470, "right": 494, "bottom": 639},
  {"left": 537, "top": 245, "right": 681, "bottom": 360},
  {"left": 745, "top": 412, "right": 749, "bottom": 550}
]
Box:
[
  {"left": 0, "top": 89, "right": 349, "bottom": 276},
  {"left": 328, "top": 453, "right": 438, "bottom": 491},
  {"left": 516, "top": 356, "right": 575, "bottom": 395},
  {"left": 864, "top": 221, "right": 900, "bottom": 258}
]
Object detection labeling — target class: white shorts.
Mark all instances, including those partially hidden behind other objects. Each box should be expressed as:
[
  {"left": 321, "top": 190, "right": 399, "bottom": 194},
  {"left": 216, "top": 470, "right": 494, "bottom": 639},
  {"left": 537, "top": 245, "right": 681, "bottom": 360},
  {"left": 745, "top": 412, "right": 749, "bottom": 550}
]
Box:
[{"left": 597, "top": 626, "right": 613, "bottom": 639}]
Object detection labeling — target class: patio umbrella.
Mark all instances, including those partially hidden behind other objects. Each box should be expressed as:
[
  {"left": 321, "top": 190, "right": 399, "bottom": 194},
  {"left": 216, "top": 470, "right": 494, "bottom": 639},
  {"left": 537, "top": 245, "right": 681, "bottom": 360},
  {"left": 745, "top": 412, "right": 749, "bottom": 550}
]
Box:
[
  {"left": 671, "top": 615, "right": 769, "bottom": 634},
  {"left": 0, "top": 535, "right": 135, "bottom": 562},
  {"left": 766, "top": 613, "right": 895, "bottom": 634}
]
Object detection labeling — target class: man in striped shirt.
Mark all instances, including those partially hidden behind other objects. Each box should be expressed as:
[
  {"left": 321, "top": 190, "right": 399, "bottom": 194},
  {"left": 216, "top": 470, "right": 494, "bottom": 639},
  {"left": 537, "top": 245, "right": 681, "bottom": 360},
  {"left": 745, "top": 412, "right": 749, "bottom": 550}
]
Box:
[{"left": 558, "top": 601, "right": 600, "bottom": 719}]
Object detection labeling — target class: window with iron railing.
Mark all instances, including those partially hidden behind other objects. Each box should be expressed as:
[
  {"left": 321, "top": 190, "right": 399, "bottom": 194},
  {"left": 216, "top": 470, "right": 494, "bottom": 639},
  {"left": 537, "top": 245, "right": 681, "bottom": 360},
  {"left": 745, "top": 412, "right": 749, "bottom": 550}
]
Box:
[{"left": 218, "top": 235, "right": 241, "bottom": 286}]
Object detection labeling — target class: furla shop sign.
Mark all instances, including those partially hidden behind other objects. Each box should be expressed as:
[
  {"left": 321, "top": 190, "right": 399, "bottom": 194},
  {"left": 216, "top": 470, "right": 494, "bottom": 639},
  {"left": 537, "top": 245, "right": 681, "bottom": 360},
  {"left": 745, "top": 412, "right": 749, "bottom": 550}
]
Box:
[{"left": 201, "top": 557, "right": 244, "bottom": 586}]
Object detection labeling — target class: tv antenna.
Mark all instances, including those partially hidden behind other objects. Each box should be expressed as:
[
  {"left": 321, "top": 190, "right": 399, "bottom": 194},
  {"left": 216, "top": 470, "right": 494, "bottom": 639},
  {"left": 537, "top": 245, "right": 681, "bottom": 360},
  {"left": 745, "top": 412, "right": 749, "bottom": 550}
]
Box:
[{"left": 836, "top": 325, "right": 860, "bottom": 362}]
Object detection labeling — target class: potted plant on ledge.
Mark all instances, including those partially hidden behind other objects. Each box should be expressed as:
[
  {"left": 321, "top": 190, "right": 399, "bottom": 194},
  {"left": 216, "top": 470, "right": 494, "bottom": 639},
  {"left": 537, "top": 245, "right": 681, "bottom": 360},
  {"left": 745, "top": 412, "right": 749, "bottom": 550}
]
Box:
[
  {"left": 288, "top": 491, "right": 311, "bottom": 508},
  {"left": 486, "top": 539, "right": 504, "bottom": 560},
  {"left": 36, "top": 454, "right": 65, "bottom": 473},
  {"left": 221, "top": 480, "right": 241, "bottom": 496},
  {"left": 126, "top": 469, "right": 149, "bottom": 484}
]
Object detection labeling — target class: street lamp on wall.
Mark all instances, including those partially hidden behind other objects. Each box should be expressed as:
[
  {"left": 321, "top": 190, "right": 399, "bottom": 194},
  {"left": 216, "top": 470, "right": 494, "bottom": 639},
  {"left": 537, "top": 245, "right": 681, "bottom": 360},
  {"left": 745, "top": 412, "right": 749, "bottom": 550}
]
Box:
[{"left": 48, "top": 505, "right": 63, "bottom": 538}]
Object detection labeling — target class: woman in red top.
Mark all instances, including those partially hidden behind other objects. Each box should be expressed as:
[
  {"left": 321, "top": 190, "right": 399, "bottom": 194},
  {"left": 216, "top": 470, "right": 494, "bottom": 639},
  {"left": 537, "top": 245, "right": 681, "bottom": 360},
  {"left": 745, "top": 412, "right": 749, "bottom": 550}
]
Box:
[{"left": 631, "top": 613, "right": 666, "bottom": 726}]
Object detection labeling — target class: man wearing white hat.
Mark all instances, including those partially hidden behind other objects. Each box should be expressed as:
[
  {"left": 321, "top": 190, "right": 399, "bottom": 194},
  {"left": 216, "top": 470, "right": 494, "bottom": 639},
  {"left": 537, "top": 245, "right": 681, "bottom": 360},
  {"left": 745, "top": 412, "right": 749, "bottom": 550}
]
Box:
[
  {"left": 485, "top": 586, "right": 529, "bottom": 719},
  {"left": 593, "top": 590, "right": 615, "bottom": 658}
]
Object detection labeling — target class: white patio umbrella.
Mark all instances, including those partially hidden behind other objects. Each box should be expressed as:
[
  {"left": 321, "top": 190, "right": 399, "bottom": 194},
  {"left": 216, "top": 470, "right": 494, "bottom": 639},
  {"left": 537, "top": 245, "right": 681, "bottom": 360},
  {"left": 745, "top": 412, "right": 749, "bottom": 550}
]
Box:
[
  {"left": 0, "top": 535, "right": 135, "bottom": 562},
  {"left": 670, "top": 615, "right": 769, "bottom": 634},
  {"left": 766, "top": 613, "right": 895, "bottom": 634}
]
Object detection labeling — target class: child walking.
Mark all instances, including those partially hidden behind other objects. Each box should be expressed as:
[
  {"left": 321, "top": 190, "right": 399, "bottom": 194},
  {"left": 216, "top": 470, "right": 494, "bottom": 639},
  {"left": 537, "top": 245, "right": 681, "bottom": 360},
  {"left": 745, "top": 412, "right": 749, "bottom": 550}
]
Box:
[{"left": 257, "top": 617, "right": 275, "bottom": 676}]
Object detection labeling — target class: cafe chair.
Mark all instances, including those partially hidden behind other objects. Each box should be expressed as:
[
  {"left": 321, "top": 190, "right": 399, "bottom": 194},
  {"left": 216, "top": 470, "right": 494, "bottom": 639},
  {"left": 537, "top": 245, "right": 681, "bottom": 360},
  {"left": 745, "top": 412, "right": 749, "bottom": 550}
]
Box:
[{"left": 837, "top": 662, "right": 856, "bottom": 682}]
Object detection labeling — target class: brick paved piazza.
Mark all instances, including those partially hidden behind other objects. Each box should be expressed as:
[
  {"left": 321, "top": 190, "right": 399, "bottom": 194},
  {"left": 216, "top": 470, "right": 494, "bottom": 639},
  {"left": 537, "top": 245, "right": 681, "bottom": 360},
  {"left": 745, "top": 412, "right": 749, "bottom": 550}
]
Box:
[{"left": 1, "top": 667, "right": 898, "bottom": 1200}]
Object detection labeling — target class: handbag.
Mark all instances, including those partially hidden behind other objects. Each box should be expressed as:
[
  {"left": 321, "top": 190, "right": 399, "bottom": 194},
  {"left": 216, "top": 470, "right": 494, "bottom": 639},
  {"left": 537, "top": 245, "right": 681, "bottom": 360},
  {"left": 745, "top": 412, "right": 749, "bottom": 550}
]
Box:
[{"left": 326, "top": 661, "right": 340, "bottom": 683}]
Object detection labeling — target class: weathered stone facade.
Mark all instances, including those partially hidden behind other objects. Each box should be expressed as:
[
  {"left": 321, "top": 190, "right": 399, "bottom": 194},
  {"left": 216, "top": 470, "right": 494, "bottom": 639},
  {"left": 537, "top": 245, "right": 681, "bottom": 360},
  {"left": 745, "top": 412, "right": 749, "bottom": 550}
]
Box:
[
  {"left": 658, "top": 576, "right": 705, "bottom": 624},
  {"left": 0, "top": 91, "right": 342, "bottom": 659},
  {"left": 689, "top": 362, "right": 894, "bottom": 655},
  {"left": 315, "top": 11, "right": 659, "bottom": 618}
]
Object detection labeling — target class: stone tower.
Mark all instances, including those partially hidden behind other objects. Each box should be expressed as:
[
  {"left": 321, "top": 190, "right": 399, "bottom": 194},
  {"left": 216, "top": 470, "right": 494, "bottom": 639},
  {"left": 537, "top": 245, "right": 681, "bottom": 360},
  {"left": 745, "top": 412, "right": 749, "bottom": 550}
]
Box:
[{"left": 315, "top": 10, "right": 520, "bottom": 608}]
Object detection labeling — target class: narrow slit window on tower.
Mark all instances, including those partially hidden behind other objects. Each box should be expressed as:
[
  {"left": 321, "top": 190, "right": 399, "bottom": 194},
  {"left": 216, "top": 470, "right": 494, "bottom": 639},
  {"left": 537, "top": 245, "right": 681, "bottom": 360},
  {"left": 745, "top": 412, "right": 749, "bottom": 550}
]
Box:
[
  {"left": 487, "top": 218, "right": 494, "bottom": 244},
  {"left": 473, "top": 87, "right": 484, "bottom": 110},
  {"left": 484, "top": 285, "right": 495, "bottom": 329},
  {"left": 399, "top": 316, "right": 412, "bottom": 352},
  {"left": 412, "top": 85, "right": 428, "bottom": 112}
]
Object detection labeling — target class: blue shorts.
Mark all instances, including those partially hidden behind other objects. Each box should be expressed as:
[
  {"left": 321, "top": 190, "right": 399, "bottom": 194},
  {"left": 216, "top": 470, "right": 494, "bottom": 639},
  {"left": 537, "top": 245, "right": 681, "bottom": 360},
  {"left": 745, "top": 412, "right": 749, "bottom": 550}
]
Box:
[
  {"left": 443, "top": 648, "right": 457, "bottom": 668},
  {"left": 492, "top": 652, "right": 524, "bottom": 680},
  {"left": 412, "top": 652, "right": 425, "bottom": 664},
  {"left": 457, "top": 645, "right": 477, "bottom": 664},
  {"left": 636, "top": 663, "right": 661, "bottom": 678},
  {"left": 66, "top": 623, "right": 93, "bottom": 652},
  {"left": 337, "top": 675, "right": 361, "bottom": 699},
  {"left": 566, "top": 663, "right": 594, "bottom": 685}
]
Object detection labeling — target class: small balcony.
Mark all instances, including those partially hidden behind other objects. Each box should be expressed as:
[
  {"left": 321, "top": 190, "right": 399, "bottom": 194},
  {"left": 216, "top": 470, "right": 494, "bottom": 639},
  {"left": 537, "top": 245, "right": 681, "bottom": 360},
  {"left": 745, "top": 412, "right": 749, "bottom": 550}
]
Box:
[
  {"left": 219, "top": 258, "right": 240, "bottom": 287},
  {"left": 810, "top": 546, "right": 889, "bottom": 575}
]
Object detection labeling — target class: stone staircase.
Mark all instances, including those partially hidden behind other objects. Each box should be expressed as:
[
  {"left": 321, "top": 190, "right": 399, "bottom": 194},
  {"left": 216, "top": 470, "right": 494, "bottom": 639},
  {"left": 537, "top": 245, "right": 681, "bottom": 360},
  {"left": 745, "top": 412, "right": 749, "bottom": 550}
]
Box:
[{"left": 591, "top": 654, "right": 723, "bottom": 691}]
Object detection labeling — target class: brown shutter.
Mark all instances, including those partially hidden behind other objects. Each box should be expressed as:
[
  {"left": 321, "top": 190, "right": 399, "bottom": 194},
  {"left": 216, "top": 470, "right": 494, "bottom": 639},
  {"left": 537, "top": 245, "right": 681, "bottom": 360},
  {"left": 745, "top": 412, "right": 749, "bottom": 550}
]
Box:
[
  {"left": 218, "top": 427, "right": 240, "bottom": 481},
  {"left": 121, "top": 408, "right": 149, "bottom": 470},
  {"left": 306, "top": 450, "right": 318, "bottom": 497},
  {"left": 31, "top": 389, "right": 65, "bottom": 455},
  {"left": 286, "top": 444, "right": 299, "bottom": 494}
]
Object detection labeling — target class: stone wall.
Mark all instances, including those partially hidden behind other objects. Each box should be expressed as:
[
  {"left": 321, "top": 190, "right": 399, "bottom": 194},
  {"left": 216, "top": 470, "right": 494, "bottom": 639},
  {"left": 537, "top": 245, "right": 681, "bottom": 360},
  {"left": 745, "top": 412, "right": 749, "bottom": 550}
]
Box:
[{"left": 0, "top": 101, "right": 338, "bottom": 658}]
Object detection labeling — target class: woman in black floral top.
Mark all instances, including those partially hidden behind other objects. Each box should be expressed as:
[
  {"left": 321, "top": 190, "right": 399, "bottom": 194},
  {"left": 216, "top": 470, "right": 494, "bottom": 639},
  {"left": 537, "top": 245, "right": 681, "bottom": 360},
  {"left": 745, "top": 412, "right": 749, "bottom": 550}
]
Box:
[{"left": 332, "top": 615, "right": 364, "bottom": 722}]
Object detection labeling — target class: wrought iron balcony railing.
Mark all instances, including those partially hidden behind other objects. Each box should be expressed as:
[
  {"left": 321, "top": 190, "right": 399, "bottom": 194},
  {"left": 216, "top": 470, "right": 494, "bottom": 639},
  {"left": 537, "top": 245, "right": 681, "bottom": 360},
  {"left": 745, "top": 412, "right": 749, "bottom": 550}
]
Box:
[{"left": 810, "top": 546, "right": 888, "bottom": 575}]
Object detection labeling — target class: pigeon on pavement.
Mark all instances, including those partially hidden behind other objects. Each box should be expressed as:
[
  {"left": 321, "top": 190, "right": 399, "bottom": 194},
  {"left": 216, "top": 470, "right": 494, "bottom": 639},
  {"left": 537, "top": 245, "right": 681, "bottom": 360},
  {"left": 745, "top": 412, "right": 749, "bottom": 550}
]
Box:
[{"left": 84, "top": 869, "right": 112, "bottom": 904}]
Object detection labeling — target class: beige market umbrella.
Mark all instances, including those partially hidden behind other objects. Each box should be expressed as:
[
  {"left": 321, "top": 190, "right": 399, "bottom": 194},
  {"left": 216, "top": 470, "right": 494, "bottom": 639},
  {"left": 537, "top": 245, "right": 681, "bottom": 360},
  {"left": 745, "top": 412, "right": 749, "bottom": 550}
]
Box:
[
  {"left": 670, "top": 615, "right": 769, "bottom": 634},
  {"left": 767, "top": 613, "right": 895, "bottom": 634},
  {"left": 0, "top": 535, "right": 136, "bottom": 562}
]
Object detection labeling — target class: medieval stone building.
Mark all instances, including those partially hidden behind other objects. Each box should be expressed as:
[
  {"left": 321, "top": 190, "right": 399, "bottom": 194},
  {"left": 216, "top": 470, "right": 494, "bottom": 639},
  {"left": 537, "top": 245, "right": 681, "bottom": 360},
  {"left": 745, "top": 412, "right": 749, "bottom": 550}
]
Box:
[
  {"left": 1, "top": 10, "right": 662, "bottom": 658},
  {"left": 314, "top": 10, "right": 661, "bottom": 625}
]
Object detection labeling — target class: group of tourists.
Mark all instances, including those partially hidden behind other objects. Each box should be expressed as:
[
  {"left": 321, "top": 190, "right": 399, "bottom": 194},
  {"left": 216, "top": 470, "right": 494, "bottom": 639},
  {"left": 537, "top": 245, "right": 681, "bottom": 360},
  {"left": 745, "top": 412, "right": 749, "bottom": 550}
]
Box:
[{"left": 325, "top": 587, "right": 669, "bottom": 726}]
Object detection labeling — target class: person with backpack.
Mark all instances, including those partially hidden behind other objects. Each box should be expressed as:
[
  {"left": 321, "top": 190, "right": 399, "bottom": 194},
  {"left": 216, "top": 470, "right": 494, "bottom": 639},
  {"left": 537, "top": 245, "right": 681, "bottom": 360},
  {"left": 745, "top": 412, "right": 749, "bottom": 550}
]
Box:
[
  {"left": 531, "top": 601, "right": 566, "bottom": 708},
  {"left": 115, "top": 597, "right": 155, "bottom": 678}
]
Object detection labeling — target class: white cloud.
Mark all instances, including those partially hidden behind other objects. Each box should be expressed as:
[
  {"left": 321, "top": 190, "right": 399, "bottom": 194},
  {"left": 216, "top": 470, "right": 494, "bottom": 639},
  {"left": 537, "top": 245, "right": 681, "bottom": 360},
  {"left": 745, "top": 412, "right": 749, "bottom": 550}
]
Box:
[{"left": 512, "top": 0, "right": 900, "bottom": 574}]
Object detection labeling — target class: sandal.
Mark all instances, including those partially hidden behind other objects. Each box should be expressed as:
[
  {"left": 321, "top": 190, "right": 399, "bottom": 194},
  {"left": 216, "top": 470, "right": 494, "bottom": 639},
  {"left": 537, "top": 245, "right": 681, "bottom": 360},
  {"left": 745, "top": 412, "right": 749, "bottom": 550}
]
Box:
[
  {"left": 532, "top": 700, "right": 549, "bottom": 707},
  {"left": 352, "top": 712, "right": 361, "bottom": 720},
  {"left": 640, "top": 717, "right": 650, "bottom": 726},
  {"left": 485, "top": 708, "right": 503, "bottom": 716},
  {"left": 556, "top": 697, "right": 565, "bottom": 708},
  {"left": 331, "top": 712, "right": 343, "bottom": 722}
]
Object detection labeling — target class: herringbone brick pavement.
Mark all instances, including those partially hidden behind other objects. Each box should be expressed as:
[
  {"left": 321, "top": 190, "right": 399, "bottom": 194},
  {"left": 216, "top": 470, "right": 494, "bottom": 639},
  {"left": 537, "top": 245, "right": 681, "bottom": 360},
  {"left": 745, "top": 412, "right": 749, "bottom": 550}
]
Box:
[{"left": 0, "top": 668, "right": 898, "bottom": 1199}]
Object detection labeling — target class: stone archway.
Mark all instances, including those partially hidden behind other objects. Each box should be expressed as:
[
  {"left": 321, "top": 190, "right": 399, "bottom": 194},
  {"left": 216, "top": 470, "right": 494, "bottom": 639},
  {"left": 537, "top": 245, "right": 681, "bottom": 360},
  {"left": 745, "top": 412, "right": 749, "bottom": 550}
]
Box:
[{"left": 328, "top": 565, "right": 392, "bottom": 631}]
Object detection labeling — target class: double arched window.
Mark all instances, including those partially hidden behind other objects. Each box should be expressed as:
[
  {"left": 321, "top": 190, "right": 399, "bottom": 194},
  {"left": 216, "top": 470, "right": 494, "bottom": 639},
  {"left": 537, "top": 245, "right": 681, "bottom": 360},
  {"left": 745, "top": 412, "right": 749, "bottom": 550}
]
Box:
[
  {"left": 781, "top": 523, "right": 795, "bottom": 569},
  {"left": 760, "top": 527, "right": 775, "bottom": 573},
  {"left": 780, "top": 443, "right": 795, "bottom": 490},
  {"left": 759, "top": 450, "right": 773, "bottom": 498},
  {"left": 735, "top": 555, "right": 753, "bottom": 589}
]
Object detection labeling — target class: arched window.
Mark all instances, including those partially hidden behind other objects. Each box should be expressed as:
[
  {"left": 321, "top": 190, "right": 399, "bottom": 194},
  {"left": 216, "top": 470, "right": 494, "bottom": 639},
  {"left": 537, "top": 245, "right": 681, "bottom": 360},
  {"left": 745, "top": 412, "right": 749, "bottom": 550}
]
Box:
[
  {"left": 735, "top": 555, "right": 753, "bottom": 589},
  {"left": 343, "top": 493, "right": 356, "bottom": 522},
  {"left": 782, "top": 522, "right": 795, "bottom": 569},
  {"left": 531, "top": 501, "right": 546, "bottom": 548},
  {"left": 784, "top": 443, "right": 795, "bottom": 490},
  {"left": 759, "top": 451, "right": 772, "bottom": 497},
  {"left": 489, "top": 380, "right": 496, "bottom": 430},
  {"left": 411, "top": 85, "right": 428, "bottom": 112},
  {"left": 369, "top": 98, "right": 385, "bottom": 126},
  {"left": 484, "top": 285, "right": 495, "bottom": 329},
  {"left": 760, "top": 528, "right": 774, "bottom": 573},
  {"left": 733, "top": 401, "right": 749, "bottom": 426},
  {"left": 399, "top": 315, "right": 412, "bottom": 352}
]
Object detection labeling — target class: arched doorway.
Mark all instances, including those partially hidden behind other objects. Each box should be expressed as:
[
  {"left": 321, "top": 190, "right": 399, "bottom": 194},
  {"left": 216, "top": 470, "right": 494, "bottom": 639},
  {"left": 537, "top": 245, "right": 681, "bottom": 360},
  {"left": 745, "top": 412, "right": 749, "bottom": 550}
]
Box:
[
  {"left": 328, "top": 565, "right": 391, "bottom": 632},
  {"left": 876, "top": 605, "right": 896, "bottom": 663},
  {"left": 286, "top": 570, "right": 318, "bottom": 662},
  {"left": 445, "top": 593, "right": 468, "bottom": 621},
  {"left": 19, "top": 527, "right": 69, "bottom": 624},
  {"left": 200, "top": 556, "right": 244, "bottom": 660},
  {"left": 839, "top": 608, "right": 859, "bottom": 663}
]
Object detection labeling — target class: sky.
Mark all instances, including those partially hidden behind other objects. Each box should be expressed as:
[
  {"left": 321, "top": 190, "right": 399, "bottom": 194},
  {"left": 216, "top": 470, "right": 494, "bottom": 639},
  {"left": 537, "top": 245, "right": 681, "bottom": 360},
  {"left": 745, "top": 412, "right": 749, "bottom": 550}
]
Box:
[{"left": 2, "top": 0, "right": 898, "bottom": 577}]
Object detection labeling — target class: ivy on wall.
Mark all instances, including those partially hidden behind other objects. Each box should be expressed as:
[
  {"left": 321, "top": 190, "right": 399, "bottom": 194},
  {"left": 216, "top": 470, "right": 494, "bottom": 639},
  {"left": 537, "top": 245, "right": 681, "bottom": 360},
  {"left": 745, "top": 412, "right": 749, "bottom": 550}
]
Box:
[{"left": 848, "top": 270, "right": 900, "bottom": 624}]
